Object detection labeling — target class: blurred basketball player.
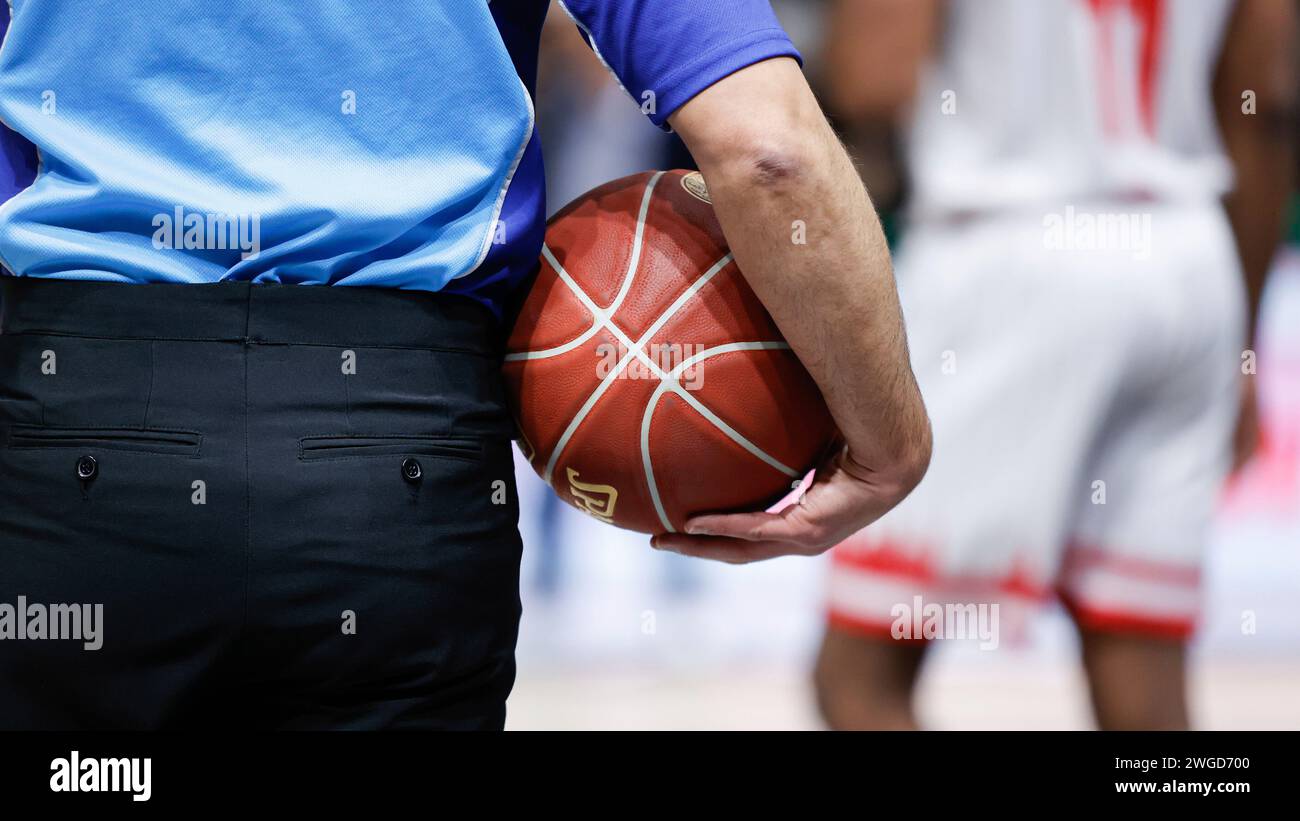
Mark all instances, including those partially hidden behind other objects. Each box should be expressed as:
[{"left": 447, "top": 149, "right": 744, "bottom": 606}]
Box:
[{"left": 815, "top": 0, "right": 1298, "bottom": 729}]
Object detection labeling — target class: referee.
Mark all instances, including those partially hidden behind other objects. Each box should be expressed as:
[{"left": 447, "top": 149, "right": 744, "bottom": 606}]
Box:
[{"left": 0, "top": 0, "right": 930, "bottom": 729}]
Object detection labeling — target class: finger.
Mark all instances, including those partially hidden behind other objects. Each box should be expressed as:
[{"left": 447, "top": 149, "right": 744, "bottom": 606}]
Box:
[
  {"left": 683, "top": 508, "right": 806, "bottom": 543},
  {"left": 651, "top": 534, "right": 813, "bottom": 564}
]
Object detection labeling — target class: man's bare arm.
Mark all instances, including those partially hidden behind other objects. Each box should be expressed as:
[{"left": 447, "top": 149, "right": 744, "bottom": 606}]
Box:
[
  {"left": 823, "top": 0, "right": 943, "bottom": 125},
  {"left": 1213, "top": 0, "right": 1298, "bottom": 469},
  {"left": 654, "top": 57, "right": 931, "bottom": 563},
  {"left": 1215, "top": 0, "right": 1298, "bottom": 344}
]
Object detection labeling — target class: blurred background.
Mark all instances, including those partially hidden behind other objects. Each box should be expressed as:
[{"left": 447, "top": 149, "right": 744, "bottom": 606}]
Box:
[{"left": 505, "top": 0, "right": 1300, "bottom": 729}]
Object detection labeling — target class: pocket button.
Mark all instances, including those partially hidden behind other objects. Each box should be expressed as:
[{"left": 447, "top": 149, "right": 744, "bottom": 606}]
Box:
[
  {"left": 401, "top": 457, "right": 422, "bottom": 483},
  {"left": 76, "top": 454, "right": 98, "bottom": 481}
]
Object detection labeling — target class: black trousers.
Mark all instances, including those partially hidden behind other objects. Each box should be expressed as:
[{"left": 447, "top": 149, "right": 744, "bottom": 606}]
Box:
[{"left": 0, "top": 277, "right": 523, "bottom": 730}]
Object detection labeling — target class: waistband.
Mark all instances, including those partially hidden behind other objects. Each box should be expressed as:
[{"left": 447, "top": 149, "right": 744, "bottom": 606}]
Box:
[{"left": 0, "top": 277, "right": 501, "bottom": 356}]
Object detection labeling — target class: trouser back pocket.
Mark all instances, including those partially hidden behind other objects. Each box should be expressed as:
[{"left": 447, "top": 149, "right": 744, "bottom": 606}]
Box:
[
  {"left": 298, "top": 435, "right": 482, "bottom": 463},
  {"left": 6, "top": 426, "right": 203, "bottom": 456}
]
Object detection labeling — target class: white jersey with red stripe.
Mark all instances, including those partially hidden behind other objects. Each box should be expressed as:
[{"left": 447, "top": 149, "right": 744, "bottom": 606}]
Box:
[
  {"left": 905, "top": 0, "right": 1237, "bottom": 220},
  {"left": 828, "top": 0, "right": 1247, "bottom": 641},
  {"left": 828, "top": 205, "right": 1244, "bottom": 639}
]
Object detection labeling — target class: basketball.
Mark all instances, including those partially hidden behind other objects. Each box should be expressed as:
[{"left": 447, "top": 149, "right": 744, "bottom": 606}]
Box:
[{"left": 504, "top": 170, "right": 838, "bottom": 535}]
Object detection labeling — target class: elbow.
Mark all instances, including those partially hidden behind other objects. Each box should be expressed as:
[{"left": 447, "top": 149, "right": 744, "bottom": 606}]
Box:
[
  {"left": 744, "top": 144, "right": 813, "bottom": 189},
  {"left": 692, "top": 97, "right": 829, "bottom": 192},
  {"left": 674, "top": 59, "right": 835, "bottom": 194},
  {"left": 705, "top": 133, "right": 823, "bottom": 196}
]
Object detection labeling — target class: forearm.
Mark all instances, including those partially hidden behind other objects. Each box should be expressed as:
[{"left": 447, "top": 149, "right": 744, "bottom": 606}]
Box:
[
  {"left": 671, "top": 59, "right": 930, "bottom": 482},
  {"left": 1222, "top": 126, "right": 1295, "bottom": 344},
  {"left": 1214, "top": 0, "right": 1299, "bottom": 345}
]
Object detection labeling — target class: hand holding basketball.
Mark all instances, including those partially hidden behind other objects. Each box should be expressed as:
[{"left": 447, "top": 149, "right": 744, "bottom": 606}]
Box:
[{"left": 652, "top": 446, "right": 918, "bottom": 564}]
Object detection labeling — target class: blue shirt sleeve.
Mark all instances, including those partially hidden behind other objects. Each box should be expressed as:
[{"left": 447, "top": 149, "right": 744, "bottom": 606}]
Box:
[{"left": 557, "top": 0, "right": 802, "bottom": 129}]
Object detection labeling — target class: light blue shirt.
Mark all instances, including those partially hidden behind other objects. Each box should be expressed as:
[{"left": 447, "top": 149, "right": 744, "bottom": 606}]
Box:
[{"left": 0, "top": 0, "right": 798, "bottom": 317}]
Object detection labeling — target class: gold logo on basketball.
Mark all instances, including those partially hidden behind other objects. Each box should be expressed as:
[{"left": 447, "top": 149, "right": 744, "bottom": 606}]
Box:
[
  {"left": 681, "top": 171, "right": 712, "bottom": 204},
  {"left": 566, "top": 468, "right": 619, "bottom": 523}
]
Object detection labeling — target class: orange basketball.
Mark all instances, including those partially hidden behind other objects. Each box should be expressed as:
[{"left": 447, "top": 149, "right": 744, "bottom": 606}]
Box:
[{"left": 504, "top": 170, "right": 837, "bottom": 535}]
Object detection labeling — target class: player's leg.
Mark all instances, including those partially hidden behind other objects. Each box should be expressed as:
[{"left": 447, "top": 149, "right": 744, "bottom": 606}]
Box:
[
  {"left": 815, "top": 215, "right": 1079, "bottom": 731},
  {"left": 1061, "top": 204, "right": 1244, "bottom": 731},
  {"left": 813, "top": 626, "right": 927, "bottom": 730},
  {"left": 1075, "top": 629, "right": 1189, "bottom": 730}
]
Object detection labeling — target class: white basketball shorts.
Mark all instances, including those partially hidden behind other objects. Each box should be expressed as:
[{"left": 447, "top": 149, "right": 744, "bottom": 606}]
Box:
[{"left": 828, "top": 202, "right": 1246, "bottom": 640}]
